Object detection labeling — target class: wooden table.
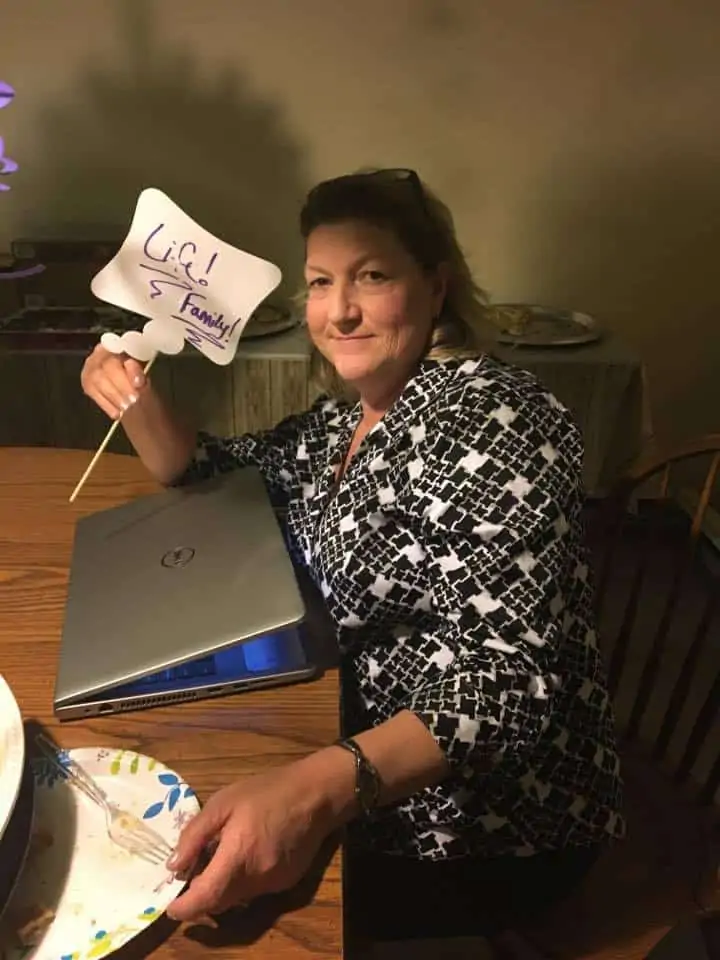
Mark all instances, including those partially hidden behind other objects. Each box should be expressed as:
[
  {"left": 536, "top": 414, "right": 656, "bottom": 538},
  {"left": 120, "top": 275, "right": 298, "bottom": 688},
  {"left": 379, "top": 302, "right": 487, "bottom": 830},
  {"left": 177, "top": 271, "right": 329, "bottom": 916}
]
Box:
[{"left": 0, "top": 448, "right": 343, "bottom": 959}]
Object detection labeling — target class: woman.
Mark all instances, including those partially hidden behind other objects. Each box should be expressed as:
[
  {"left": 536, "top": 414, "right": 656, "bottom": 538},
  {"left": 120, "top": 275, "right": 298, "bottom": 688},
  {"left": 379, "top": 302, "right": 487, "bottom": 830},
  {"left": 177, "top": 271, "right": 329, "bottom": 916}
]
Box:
[{"left": 80, "top": 168, "right": 624, "bottom": 946}]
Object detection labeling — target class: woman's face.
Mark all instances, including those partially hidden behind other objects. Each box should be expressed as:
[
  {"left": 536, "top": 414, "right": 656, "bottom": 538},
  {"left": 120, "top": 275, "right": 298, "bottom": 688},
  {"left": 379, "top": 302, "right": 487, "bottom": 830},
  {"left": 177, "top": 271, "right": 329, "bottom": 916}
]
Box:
[{"left": 304, "top": 220, "right": 446, "bottom": 404}]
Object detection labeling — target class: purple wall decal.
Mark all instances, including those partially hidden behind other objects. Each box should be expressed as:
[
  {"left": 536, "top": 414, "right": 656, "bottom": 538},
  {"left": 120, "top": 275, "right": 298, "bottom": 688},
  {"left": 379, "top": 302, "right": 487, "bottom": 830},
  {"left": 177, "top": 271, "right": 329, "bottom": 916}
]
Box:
[
  {"left": 0, "top": 80, "right": 46, "bottom": 281},
  {"left": 0, "top": 81, "right": 18, "bottom": 192},
  {"left": 0, "top": 81, "right": 14, "bottom": 110}
]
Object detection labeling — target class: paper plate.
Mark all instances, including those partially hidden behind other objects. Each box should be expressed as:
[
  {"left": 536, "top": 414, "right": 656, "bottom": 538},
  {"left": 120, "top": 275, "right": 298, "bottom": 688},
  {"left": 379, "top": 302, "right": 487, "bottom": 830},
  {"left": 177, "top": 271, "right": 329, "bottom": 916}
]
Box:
[
  {"left": 0, "top": 675, "right": 25, "bottom": 845},
  {"left": 0, "top": 747, "right": 200, "bottom": 960}
]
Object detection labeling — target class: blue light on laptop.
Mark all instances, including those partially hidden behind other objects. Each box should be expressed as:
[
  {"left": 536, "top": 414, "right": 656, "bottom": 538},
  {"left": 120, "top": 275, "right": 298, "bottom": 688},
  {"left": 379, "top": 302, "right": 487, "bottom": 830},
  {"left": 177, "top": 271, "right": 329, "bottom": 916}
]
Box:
[
  {"left": 242, "top": 633, "right": 281, "bottom": 672},
  {"left": 109, "top": 629, "right": 298, "bottom": 699}
]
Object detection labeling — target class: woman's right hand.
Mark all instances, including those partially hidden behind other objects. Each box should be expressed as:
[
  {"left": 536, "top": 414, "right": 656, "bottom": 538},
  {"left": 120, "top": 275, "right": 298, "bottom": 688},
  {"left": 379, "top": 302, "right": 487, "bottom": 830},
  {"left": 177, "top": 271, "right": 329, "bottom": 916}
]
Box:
[{"left": 80, "top": 345, "right": 150, "bottom": 421}]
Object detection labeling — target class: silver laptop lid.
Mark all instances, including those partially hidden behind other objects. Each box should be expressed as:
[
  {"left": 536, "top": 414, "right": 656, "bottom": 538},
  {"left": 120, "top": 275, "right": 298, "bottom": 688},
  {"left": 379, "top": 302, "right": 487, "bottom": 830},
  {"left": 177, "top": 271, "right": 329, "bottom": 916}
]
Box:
[{"left": 55, "top": 468, "right": 305, "bottom": 706}]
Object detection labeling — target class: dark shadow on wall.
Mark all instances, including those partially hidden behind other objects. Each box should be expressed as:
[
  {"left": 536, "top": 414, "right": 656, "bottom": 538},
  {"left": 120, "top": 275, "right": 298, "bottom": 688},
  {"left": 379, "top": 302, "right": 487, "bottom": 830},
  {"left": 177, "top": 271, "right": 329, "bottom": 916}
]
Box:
[
  {"left": 522, "top": 150, "right": 720, "bottom": 446},
  {"left": 18, "top": 0, "right": 310, "bottom": 296}
]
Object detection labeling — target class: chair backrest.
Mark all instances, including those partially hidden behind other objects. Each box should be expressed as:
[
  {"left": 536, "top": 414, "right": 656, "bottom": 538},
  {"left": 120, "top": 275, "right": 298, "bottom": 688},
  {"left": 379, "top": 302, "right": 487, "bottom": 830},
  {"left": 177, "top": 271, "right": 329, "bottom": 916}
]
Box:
[{"left": 590, "top": 434, "right": 720, "bottom": 805}]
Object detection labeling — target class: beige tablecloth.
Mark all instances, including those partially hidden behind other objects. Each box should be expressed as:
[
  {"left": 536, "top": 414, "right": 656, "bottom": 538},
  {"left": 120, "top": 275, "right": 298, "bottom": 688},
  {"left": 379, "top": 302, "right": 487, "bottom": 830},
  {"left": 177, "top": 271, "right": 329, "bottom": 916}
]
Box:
[{"left": 492, "top": 334, "right": 651, "bottom": 495}]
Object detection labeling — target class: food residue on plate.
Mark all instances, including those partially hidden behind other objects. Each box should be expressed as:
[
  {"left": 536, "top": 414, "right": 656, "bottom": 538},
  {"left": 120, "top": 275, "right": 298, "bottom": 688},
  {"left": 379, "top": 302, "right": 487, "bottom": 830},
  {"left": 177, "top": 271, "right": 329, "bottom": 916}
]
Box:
[
  {"left": 0, "top": 903, "right": 56, "bottom": 953},
  {"left": 19, "top": 826, "right": 55, "bottom": 874}
]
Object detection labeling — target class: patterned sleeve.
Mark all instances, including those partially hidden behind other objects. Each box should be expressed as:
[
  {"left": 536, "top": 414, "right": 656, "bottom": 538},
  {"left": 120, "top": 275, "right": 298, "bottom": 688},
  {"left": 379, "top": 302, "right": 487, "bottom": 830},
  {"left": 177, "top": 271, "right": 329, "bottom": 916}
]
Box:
[
  {"left": 404, "top": 381, "right": 586, "bottom": 772},
  {"left": 171, "top": 396, "right": 330, "bottom": 504}
]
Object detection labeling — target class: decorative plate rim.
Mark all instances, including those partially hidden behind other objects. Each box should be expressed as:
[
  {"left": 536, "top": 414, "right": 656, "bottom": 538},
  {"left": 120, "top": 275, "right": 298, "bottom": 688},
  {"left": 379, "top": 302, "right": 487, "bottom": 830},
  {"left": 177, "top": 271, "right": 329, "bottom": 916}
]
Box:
[{"left": 0, "top": 674, "right": 25, "bottom": 846}]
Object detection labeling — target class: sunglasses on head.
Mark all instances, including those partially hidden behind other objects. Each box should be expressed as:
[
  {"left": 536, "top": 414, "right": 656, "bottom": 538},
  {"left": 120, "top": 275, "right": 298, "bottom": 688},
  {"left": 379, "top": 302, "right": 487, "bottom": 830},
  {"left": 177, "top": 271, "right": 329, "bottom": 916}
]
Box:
[{"left": 307, "top": 167, "right": 427, "bottom": 212}]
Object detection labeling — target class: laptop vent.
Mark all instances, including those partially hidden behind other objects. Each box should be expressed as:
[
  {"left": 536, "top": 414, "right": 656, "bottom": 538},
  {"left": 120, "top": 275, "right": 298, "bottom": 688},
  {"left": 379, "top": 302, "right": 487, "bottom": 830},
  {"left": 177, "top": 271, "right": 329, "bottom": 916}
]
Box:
[{"left": 114, "top": 689, "right": 200, "bottom": 712}]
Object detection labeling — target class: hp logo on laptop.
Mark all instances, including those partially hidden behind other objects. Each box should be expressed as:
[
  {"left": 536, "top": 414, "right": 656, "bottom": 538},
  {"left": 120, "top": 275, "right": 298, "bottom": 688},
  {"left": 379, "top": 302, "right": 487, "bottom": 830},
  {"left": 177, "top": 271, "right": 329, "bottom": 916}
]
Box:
[{"left": 161, "top": 546, "right": 195, "bottom": 569}]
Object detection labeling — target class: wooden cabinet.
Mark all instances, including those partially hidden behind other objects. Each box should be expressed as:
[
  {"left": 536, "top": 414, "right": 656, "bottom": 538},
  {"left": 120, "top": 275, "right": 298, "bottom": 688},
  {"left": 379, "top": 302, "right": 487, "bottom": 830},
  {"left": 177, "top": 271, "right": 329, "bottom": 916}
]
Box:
[{"left": 0, "top": 328, "right": 313, "bottom": 454}]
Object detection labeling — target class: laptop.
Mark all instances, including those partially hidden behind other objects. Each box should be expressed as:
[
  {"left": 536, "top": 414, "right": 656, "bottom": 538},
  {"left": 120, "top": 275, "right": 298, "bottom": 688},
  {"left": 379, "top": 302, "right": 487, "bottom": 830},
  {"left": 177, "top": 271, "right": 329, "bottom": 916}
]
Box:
[{"left": 54, "top": 467, "right": 319, "bottom": 721}]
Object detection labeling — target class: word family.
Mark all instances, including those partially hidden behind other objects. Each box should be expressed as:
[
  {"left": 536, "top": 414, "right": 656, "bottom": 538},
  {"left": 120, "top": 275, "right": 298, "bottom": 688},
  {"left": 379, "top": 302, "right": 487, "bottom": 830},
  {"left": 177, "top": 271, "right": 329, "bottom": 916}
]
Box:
[{"left": 176, "top": 292, "right": 231, "bottom": 342}]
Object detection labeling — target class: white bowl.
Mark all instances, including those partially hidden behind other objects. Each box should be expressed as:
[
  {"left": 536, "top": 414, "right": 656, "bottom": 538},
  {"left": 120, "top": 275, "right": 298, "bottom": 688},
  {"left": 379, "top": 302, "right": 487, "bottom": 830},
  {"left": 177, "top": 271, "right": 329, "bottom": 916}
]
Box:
[{"left": 0, "top": 674, "right": 25, "bottom": 844}]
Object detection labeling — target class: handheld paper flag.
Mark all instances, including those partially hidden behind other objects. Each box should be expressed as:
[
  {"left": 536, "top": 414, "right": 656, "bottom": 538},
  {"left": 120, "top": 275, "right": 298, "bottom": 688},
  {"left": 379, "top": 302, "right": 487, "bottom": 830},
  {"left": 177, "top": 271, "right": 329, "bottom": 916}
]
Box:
[{"left": 91, "top": 187, "right": 283, "bottom": 366}]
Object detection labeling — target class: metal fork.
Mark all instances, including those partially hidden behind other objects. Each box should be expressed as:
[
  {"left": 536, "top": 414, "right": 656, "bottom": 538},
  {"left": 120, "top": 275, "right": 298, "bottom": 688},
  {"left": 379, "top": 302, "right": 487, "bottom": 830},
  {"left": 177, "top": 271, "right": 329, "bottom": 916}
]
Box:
[{"left": 35, "top": 736, "right": 175, "bottom": 866}]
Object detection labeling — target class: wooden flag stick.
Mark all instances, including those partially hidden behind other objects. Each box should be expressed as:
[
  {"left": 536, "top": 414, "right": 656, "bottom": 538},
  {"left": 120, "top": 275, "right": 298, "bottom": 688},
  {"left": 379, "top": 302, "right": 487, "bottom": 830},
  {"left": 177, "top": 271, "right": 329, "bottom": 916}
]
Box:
[{"left": 69, "top": 356, "right": 156, "bottom": 503}]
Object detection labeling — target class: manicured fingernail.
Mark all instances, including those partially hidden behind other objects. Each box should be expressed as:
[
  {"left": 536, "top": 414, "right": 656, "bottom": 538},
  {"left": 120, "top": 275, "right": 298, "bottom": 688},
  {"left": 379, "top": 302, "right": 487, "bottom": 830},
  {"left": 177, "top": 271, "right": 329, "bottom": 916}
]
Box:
[
  {"left": 133, "top": 375, "right": 144, "bottom": 388},
  {"left": 119, "top": 400, "right": 129, "bottom": 412},
  {"left": 127, "top": 393, "right": 138, "bottom": 405}
]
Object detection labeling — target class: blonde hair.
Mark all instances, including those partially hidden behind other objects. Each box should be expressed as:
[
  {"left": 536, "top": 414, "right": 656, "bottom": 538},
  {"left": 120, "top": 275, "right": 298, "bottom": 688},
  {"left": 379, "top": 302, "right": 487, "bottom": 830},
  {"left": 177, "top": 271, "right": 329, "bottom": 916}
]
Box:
[{"left": 297, "top": 167, "right": 490, "bottom": 399}]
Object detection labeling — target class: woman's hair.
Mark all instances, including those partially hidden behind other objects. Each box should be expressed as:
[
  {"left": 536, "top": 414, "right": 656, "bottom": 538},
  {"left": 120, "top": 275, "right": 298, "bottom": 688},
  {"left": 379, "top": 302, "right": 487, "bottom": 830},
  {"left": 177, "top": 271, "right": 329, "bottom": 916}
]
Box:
[{"left": 297, "top": 167, "right": 490, "bottom": 398}]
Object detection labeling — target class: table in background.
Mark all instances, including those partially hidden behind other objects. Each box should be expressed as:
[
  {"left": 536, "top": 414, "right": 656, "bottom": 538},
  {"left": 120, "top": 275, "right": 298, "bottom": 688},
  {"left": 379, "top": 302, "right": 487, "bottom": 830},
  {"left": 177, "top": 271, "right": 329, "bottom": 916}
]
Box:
[
  {"left": 0, "top": 326, "right": 650, "bottom": 495},
  {"left": 0, "top": 447, "right": 342, "bottom": 959}
]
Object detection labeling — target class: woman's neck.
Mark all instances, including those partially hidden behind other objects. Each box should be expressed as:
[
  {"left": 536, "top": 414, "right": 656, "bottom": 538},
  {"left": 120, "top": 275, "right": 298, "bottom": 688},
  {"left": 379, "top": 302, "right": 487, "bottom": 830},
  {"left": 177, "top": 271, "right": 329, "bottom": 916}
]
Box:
[
  {"left": 358, "top": 405, "right": 387, "bottom": 432},
  {"left": 357, "top": 366, "right": 415, "bottom": 427}
]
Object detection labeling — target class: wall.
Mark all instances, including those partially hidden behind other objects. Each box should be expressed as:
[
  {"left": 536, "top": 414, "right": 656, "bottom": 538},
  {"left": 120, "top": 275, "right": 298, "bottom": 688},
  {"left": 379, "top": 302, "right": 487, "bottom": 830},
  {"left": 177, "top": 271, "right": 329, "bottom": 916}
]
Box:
[{"left": 1, "top": 0, "right": 718, "bottom": 442}]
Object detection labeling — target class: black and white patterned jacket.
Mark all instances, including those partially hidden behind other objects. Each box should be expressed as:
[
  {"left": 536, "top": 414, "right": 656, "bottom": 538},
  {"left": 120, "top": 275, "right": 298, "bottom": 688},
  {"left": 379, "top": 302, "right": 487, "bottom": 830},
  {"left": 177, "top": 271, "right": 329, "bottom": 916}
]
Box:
[{"left": 176, "top": 355, "right": 625, "bottom": 860}]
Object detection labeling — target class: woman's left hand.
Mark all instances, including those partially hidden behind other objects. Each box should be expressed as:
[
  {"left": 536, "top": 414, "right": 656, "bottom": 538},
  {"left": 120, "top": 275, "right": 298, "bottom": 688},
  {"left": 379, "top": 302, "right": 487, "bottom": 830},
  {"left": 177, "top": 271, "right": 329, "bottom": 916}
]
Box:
[{"left": 166, "top": 758, "right": 348, "bottom": 921}]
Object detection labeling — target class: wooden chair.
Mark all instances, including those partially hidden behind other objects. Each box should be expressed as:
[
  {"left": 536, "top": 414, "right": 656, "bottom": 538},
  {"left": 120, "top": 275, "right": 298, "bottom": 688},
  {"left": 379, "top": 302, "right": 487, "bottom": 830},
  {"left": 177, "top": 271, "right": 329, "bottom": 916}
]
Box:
[
  {"left": 358, "top": 436, "right": 720, "bottom": 960},
  {"left": 519, "top": 434, "right": 720, "bottom": 959}
]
